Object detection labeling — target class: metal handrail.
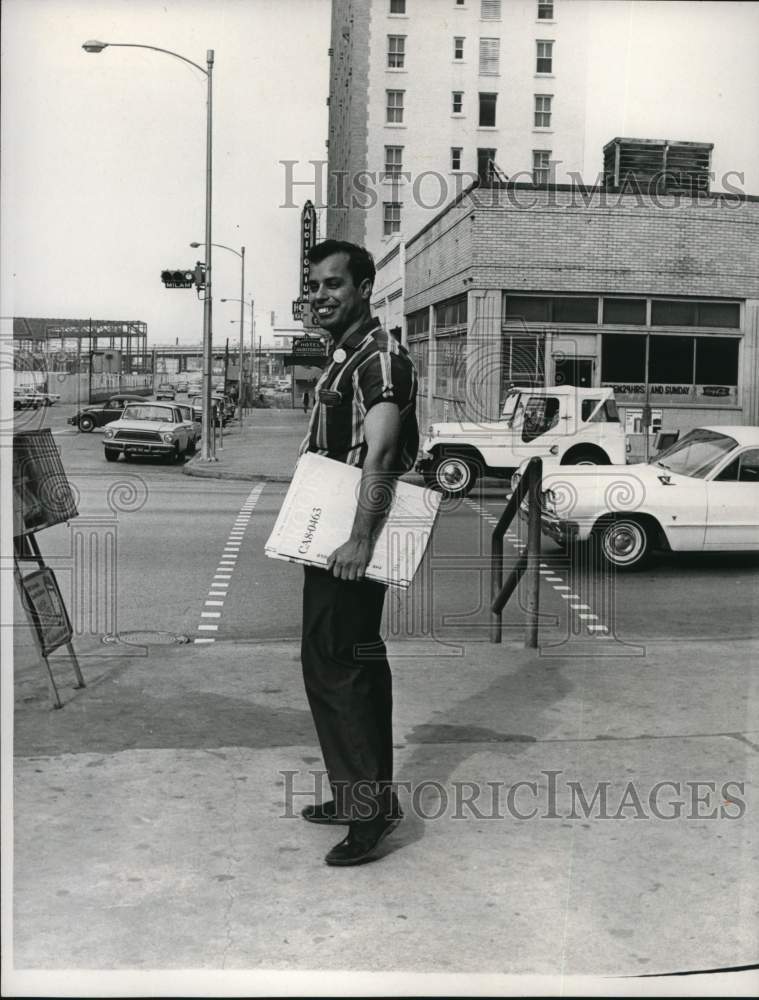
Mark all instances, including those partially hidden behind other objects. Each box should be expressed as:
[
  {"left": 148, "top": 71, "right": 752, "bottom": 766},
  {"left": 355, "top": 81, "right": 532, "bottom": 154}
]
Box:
[{"left": 490, "top": 456, "right": 542, "bottom": 648}]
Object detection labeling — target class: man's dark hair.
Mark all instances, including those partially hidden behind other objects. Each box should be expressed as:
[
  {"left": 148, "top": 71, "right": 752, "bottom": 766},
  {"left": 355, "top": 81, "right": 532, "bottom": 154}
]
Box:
[{"left": 307, "top": 239, "right": 376, "bottom": 289}]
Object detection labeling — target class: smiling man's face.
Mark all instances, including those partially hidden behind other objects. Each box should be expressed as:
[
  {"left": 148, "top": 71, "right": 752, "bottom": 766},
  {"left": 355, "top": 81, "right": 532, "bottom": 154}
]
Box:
[{"left": 308, "top": 252, "right": 371, "bottom": 337}]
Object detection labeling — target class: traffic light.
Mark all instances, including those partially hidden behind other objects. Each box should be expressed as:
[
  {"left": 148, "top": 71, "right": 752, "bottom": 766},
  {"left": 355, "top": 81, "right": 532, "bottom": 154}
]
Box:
[
  {"left": 161, "top": 269, "right": 195, "bottom": 289},
  {"left": 193, "top": 262, "right": 207, "bottom": 290}
]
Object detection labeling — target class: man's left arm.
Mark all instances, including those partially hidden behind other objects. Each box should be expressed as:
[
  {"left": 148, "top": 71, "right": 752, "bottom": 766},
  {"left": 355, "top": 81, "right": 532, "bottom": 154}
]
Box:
[{"left": 326, "top": 402, "right": 401, "bottom": 581}]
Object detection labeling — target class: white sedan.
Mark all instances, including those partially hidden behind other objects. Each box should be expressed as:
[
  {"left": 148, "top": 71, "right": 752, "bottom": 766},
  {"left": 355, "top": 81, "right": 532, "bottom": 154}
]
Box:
[{"left": 527, "top": 426, "right": 759, "bottom": 570}]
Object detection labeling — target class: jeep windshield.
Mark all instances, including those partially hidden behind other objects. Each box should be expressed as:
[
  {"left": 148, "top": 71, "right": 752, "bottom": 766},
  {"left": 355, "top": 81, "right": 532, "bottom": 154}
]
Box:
[
  {"left": 653, "top": 428, "right": 737, "bottom": 478},
  {"left": 122, "top": 405, "right": 176, "bottom": 422}
]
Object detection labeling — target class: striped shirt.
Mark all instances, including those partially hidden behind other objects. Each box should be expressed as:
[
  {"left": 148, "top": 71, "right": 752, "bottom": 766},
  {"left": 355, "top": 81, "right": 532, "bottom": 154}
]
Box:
[{"left": 300, "top": 317, "right": 419, "bottom": 472}]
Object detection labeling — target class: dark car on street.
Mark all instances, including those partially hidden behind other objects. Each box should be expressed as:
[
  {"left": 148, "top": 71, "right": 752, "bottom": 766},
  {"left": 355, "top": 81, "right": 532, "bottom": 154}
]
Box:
[{"left": 68, "top": 394, "right": 148, "bottom": 432}]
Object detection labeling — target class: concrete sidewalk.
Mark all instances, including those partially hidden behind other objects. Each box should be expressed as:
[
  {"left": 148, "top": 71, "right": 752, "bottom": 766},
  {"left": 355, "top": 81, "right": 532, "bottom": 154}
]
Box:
[
  {"left": 182, "top": 407, "right": 308, "bottom": 482},
  {"left": 11, "top": 406, "right": 759, "bottom": 985},
  {"left": 12, "top": 627, "right": 759, "bottom": 978}
]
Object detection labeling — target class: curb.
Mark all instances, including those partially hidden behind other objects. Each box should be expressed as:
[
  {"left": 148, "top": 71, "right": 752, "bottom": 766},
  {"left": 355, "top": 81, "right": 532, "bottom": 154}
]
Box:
[{"left": 182, "top": 462, "right": 293, "bottom": 482}]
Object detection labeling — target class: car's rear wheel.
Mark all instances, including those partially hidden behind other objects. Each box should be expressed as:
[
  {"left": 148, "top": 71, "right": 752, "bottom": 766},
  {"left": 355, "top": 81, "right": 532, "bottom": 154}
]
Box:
[
  {"left": 593, "top": 516, "right": 653, "bottom": 571},
  {"left": 79, "top": 415, "right": 95, "bottom": 432},
  {"left": 429, "top": 453, "right": 479, "bottom": 498},
  {"left": 104, "top": 447, "right": 119, "bottom": 463}
]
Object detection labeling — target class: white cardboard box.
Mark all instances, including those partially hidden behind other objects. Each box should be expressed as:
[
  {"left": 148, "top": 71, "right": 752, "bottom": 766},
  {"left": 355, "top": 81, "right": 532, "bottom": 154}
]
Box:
[{"left": 265, "top": 452, "right": 441, "bottom": 588}]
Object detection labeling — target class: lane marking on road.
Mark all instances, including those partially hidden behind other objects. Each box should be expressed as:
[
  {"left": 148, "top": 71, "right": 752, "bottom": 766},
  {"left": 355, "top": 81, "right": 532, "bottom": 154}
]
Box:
[
  {"left": 195, "top": 483, "right": 266, "bottom": 644},
  {"left": 464, "top": 496, "right": 611, "bottom": 638}
]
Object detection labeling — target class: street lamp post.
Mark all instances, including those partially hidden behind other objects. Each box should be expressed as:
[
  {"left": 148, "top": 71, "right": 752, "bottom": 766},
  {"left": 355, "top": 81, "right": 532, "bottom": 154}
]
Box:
[
  {"left": 220, "top": 295, "right": 255, "bottom": 407},
  {"left": 193, "top": 242, "right": 244, "bottom": 426},
  {"left": 82, "top": 39, "right": 216, "bottom": 461}
]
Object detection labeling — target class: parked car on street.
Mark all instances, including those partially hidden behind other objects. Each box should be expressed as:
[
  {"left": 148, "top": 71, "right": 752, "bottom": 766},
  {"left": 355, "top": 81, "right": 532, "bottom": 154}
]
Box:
[
  {"left": 524, "top": 426, "right": 759, "bottom": 570},
  {"left": 68, "top": 394, "right": 148, "bottom": 432},
  {"left": 14, "top": 387, "right": 43, "bottom": 410},
  {"left": 155, "top": 382, "right": 176, "bottom": 401},
  {"left": 417, "top": 386, "right": 627, "bottom": 497},
  {"left": 188, "top": 392, "right": 227, "bottom": 427},
  {"left": 102, "top": 402, "right": 194, "bottom": 462},
  {"left": 174, "top": 402, "right": 201, "bottom": 452},
  {"left": 174, "top": 379, "right": 189, "bottom": 393}
]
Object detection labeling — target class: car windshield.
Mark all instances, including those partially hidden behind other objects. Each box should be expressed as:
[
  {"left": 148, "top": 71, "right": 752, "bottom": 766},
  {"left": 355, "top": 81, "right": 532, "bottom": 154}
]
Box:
[
  {"left": 653, "top": 428, "right": 738, "bottom": 479},
  {"left": 122, "top": 405, "right": 176, "bottom": 422}
]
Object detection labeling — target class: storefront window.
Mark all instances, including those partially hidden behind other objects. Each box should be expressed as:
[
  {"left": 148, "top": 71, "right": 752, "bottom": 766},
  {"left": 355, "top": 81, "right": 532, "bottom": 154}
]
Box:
[
  {"left": 601, "top": 333, "right": 646, "bottom": 382},
  {"left": 408, "top": 338, "right": 429, "bottom": 397},
  {"left": 649, "top": 335, "right": 694, "bottom": 384},
  {"left": 602, "top": 298, "right": 647, "bottom": 325},
  {"left": 434, "top": 333, "right": 466, "bottom": 399},
  {"left": 695, "top": 337, "right": 739, "bottom": 385},
  {"left": 651, "top": 300, "right": 740, "bottom": 328}
]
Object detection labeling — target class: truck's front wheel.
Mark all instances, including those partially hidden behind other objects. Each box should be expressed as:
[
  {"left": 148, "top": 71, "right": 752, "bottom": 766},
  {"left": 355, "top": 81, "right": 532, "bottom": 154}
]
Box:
[{"left": 429, "top": 453, "right": 479, "bottom": 498}]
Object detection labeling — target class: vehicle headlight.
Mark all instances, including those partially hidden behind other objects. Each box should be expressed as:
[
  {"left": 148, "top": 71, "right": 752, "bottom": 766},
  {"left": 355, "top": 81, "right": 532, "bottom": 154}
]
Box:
[
  {"left": 162, "top": 432, "right": 175, "bottom": 443},
  {"left": 104, "top": 429, "right": 114, "bottom": 439}
]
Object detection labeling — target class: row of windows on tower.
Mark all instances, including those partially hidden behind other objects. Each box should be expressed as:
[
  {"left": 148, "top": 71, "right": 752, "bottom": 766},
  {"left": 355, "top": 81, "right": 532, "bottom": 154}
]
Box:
[
  {"left": 388, "top": 1, "right": 555, "bottom": 20},
  {"left": 386, "top": 90, "right": 553, "bottom": 129},
  {"left": 379, "top": 149, "right": 552, "bottom": 236},
  {"left": 386, "top": 35, "right": 554, "bottom": 76}
]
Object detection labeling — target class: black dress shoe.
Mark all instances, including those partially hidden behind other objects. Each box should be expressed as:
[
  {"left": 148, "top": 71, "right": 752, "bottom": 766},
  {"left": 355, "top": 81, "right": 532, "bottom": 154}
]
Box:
[
  {"left": 324, "top": 815, "right": 401, "bottom": 867},
  {"left": 301, "top": 801, "right": 350, "bottom": 825}
]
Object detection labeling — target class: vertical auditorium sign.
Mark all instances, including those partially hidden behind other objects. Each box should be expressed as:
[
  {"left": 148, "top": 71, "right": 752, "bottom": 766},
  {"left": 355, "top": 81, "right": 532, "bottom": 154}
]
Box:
[{"left": 299, "top": 201, "right": 318, "bottom": 330}]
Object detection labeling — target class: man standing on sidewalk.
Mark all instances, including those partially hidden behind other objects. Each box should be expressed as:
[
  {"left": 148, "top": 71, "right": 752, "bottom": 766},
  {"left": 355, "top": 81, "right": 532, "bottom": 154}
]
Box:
[{"left": 298, "top": 239, "right": 418, "bottom": 867}]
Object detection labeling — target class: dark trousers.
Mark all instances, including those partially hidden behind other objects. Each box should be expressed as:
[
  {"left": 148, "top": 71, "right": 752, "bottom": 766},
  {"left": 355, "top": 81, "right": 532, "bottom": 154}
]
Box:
[{"left": 301, "top": 565, "right": 393, "bottom": 820}]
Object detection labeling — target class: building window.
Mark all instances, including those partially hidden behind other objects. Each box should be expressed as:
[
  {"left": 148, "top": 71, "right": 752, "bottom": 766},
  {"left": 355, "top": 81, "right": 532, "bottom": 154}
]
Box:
[
  {"left": 504, "top": 294, "right": 598, "bottom": 324},
  {"left": 603, "top": 298, "right": 647, "bottom": 325},
  {"left": 383, "top": 201, "right": 402, "bottom": 236},
  {"left": 384, "top": 145, "right": 404, "bottom": 176},
  {"left": 478, "top": 92, "right": 497, "bottom": 127},
  {"left": 390, "top": 0, "right": 406, "bottom": 13},
  {"left": 695, "top": 337, "right": 739, "bottom": 385},
  {"left": 502, "top": 337, "right": 545, "bottom": 391},
  {"left": 534, "top": 94, "right": 552, "bottom": 127},
  {"left": 477, "top": 147, "right": 497, "bottom": 183},
  {"left": 454, "top": 37, "right": 465, "bottom": 60},
  {"left": 651, "top": 299, "right": 740, "bottom": 328},
  {"left": 387, "top": 35, "right": 406, "bottom": 68},
  {"left": 452, "top": 91, "right": 464, "bottom": 113},
  {"left": 386, "top": 89, "right": 404, "bottom": 123},
  {"left": 537, "top": 0, "right": 554, "bottom": 18},
  {"left": 481, "top": 0, "right": 502, "bottom": 18},
  {"left": 532, "top": 150, "right": 551, "bottom": 184},
  {"left": 479, "top": 94, "right": 498, "bottom": 128},
  {"left": 602, "top": 333, "right": 739, "bottom": 390},
  {"left": 451, "top": 147, "right": 463, "bottom": 171},
  {"left": 536, "top": 40, "right": 553, "bottom": 73},
  {"left": 436, "top": 295, "right": 468, "bottom": 329},
  {"left": 479, "top": 37, "right": 500, "bottom": 74}
]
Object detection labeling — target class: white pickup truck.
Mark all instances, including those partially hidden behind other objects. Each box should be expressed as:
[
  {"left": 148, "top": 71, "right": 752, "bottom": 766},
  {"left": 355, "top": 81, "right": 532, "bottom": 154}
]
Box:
[{"left": 416, "top": 385, "right": 628, "bottom": 497}]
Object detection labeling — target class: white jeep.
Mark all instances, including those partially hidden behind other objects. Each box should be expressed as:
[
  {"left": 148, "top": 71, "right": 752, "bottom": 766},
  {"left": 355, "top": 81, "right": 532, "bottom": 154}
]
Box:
[{"left": 416, "top": 386, "right": 627, "bottom": 497}]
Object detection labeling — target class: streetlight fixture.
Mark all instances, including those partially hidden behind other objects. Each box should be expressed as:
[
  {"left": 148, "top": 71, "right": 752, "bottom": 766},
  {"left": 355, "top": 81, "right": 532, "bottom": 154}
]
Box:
[
  {"left": 192, "top": 242, "right": 245, "bottom": 427},
  {"left": 221, "top": 295, "right": 255, "bottom": 405},
  {"left": 82, "top": 39, "right": 216, "bottom": 461}
]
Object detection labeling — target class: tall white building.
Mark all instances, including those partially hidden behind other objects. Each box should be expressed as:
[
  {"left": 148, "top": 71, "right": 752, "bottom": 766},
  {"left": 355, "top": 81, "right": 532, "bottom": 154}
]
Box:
[{"left": 326, "top": 0, "right": 590, "bottom": 253}]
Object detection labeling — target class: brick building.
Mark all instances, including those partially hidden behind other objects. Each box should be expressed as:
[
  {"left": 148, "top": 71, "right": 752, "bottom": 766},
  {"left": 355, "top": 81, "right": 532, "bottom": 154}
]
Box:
[{"left": 401, "top": 180, "right": 759, "bottom": 441}]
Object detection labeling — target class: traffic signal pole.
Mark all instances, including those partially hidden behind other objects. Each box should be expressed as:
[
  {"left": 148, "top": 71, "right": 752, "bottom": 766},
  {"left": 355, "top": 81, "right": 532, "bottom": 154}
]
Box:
[{"left": 201, "top": 49, "right": 215, "bottom": 461}]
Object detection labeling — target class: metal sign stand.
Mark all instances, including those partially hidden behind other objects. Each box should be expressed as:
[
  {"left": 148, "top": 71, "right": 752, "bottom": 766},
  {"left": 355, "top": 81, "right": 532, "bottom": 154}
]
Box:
[{"left": 13, "top": 532, "right": 85, "bottom": 709}]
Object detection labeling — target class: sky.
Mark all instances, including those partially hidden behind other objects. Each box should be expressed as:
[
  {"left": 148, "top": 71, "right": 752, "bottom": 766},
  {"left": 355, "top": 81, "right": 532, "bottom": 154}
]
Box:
[
  {"left": 1, "top": 0, "right": 758, "bottom": 349},
  {"left": 1, "top": 0, "right": 331, "bottom": 347}
]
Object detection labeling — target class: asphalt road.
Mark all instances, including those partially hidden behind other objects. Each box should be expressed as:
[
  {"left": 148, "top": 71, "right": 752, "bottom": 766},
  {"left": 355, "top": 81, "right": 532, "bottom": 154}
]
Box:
[{"left": 13, "top": 403, "right": 759, "bottom": 667}]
